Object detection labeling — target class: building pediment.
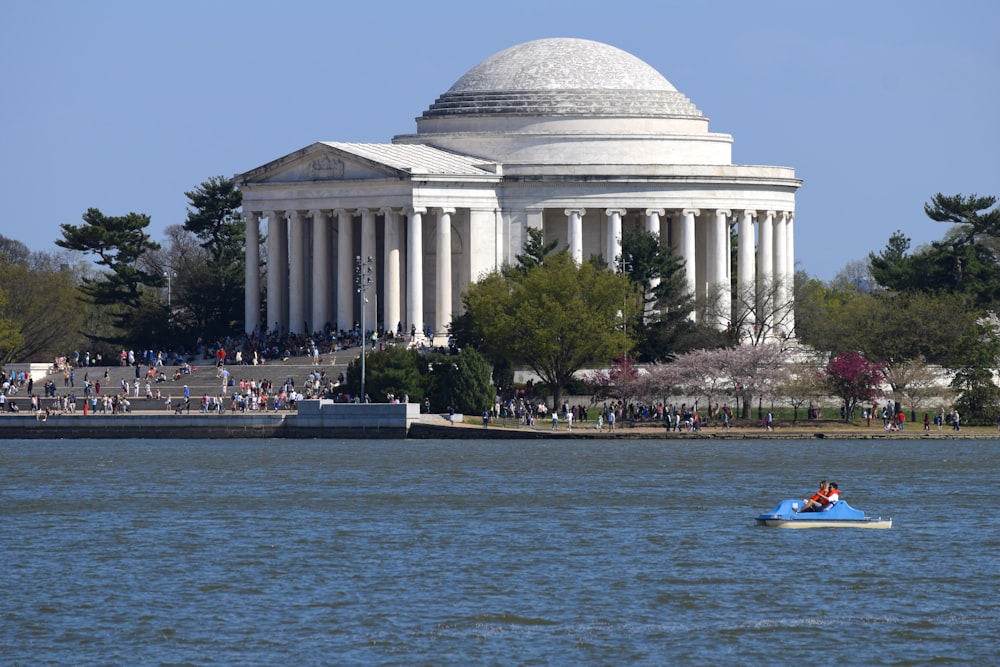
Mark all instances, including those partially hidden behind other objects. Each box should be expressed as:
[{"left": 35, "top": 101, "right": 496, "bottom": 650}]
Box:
[
  {"left": 235, "top": 142, "right": 501, "bottom": 186},
  {"left": 235, "top": 143, "right": 403, "bottom": 185}
]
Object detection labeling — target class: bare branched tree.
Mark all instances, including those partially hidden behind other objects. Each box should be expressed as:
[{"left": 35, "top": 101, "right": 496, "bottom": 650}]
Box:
[
  {"left": 714, "top": 275, "right": 796, "bottom": 346},
  {"left": 885, "top": 358, "right": 955, "bottom": 421}
]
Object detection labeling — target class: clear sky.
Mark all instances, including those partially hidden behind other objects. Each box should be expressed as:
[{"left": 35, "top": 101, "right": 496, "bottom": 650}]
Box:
[{"left": 2, "top": 0, "right": 997, "bottom": 280}]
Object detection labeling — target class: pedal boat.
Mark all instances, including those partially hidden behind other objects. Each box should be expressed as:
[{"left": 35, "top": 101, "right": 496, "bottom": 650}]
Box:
[{"left": 755, "top": 499, "right": 892, "bottom": 529}]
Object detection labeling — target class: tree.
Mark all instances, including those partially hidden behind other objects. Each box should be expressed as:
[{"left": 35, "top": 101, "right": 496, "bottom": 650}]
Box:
[
  {"left": 869, "top": 195, "right": 1000, "bottom": 306},
  {"left": 884, "top": 358, "right": 952, "bottom": 423},
  {"left": 183, "top": 176, "right": 244, "bottom": 264},
  {"left": 0, "top": 253, "right": 84, "bottom": 363},
  {"left": 777, "top": 360, "right": 829, "bottom": 423},
  {"left": 832, "top": 258, "right": 877, "bottom": 293},
  {"left": 0, "top": 235, "right": 31, "bottom": 264},
  {"left": 181, "top": 177, "right": 246, "bottom": 338},
  {"left": 824, "top": 351, "right": 885, "bottom": 422},
  {"left": 845, "top": 291, "right": 975, "bottom": 368},
  {"left": 345, "top": 345, "right": 425, "bottom": 403},
  {"left": 620, "top": 228, "right": 699, "bottom": 361},
  {"left": 643, "top": 348, "right": 732, "bottom": 412},
  {"left": 426, "top": 347, "right": 495, "bottom": 414},
  {"left": 795, "top": 278, "right": 975, "bottom": 368},
  {"left": 462, "top": 251, "right": 631, "bottom": 410},
  {"left": 716, "top": 343, "right": 790, "bottom": 419},
  {"left": 450, "top": 271, "right": 517, "bottom": 392},
  {"left": 925, "top": 193, "right": 1000, "bottom": 254},
  {"left": 948, "top": 318, "right": 1000, "bottom": 424},
  {"left": 0, "top": 287, "right": 25, "bottom": 363},
  {"left": 56, "top": 208, "right": 162, "bottom": 341},
  {"left": 729, "top": 275, "right": 797, "bottom": 346},
  {"left": 514, "top": 226, "right": 558, "bottom": 271},
  {"left": 585, "top": 356, "right": 643, "bottom": 404},
  {"left": 868, "top": 230, "right": 915, "bottom": 291}
]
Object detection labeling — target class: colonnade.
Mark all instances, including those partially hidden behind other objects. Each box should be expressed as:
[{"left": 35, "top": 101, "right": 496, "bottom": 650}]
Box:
[{"left": 244, "top": 206, "right": 795, "bottom": 342}]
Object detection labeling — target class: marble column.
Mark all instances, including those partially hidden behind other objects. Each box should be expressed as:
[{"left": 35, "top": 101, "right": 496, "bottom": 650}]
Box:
[
  {"left": 565, "top": 208, "right": 585, "bottom": 265},
  {"left": 359, "top": 208, "right": 376, "bottom": 332},
  {"left": 381, "top": 207, "right": 402, "bottom": 335},
  {"left": 737, "top": 210, "right": 756, "bottom": 338},
  {"left": 785, "top": 214, "right": 795, "bottom": 279},
  {"left": 335, "top": 209, "right": 353, "bottom": 333},
  {"left": 287, "top": 211, "right": 307, "bottom": 334},
  {"left": 406, "top": 207, "right": 425, "bottom": 337},
  {"left": 773, "top": 212, "right": 789, "bottom": 335},
  {"left": 309, "top": 209, "right": 330, "bottom": 333},
  {"left": 680, "top": 209, "right": 698, "bottom": 305},
  {"left": 713, "top": 209, "right": 732, "bottom": 330},
  {"left": 757, "top": 210, "right": 774, "bottom": 295},
  {"left": 265, "top": 211, "right": 288, "bottom": 333},
  {"left": 435, "top": 207, "right": 455, "bottom": 339},
  {"left": 645, "top": 208, "right": 665, "bottom": 298},
  {"left": 245, "top": 211, "right": 260, "bottom": 334},
  {"left": 785, "top": 213, "right": 796, "bottom": 335},
  {"left": 606, "top": 208, "right": 625, "bottom": 270}
]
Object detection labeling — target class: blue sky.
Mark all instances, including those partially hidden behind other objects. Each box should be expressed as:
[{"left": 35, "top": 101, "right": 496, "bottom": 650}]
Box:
[{"left": 3, "top": 0, "right": 997, "bottom": 280}]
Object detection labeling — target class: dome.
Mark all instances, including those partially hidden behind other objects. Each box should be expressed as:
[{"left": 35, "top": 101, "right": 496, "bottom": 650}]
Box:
[{"left": 420, "top": 38, "right": 702, "bottom": 119}]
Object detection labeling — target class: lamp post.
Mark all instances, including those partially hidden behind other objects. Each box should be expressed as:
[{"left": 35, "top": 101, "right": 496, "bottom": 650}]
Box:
[
  {"left": 618, "top": 253, "right": 632, "bottom": 363},
  {"left": 164, "top": 271, "right": 174, "bottom": 307},
  {"left": 355, "top": 255, "right": 374, "bottom": 402}
]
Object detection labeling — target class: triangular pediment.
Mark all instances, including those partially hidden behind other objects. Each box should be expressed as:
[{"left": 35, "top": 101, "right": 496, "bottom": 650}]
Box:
[
  {"left": 236, "top": 143, "right": 405, "bottom": 185},
  {"left": 235, "top": 142, "right": 501, "bottom": 186}
]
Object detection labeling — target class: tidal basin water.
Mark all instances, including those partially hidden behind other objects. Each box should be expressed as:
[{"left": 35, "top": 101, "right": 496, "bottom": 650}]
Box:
[{"left": 3, "top": 437, "right": 999, "bottom": 665}]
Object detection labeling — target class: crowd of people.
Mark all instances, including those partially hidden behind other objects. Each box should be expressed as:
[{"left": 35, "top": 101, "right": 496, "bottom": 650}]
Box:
[{"left": 0, "top": 326, "right": 993, "bottom": 431}]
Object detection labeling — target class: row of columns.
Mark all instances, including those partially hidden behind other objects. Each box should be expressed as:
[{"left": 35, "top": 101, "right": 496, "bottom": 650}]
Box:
[
  {"left": 245, "top": 207, "right": 457, "bottom": 341},
  {"left": 561, "top": 207, "right": 794, "bottom": 333},
  {"left": 245, "top": 206, "right": 795, "bottom": 341}
]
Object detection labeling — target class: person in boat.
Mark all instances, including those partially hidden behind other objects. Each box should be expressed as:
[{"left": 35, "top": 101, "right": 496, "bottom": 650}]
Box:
[
  {"left": 797, "top": 480, "right": 830, "bottom": 513},
  {"left": 824, "top": 482, "right": 840, "bottom": 509}
]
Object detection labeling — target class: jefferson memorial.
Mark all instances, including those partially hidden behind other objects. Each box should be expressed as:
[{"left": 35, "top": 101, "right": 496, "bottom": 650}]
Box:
[{"left": 236, "top": 38, "right": 800, "bottom": 343}]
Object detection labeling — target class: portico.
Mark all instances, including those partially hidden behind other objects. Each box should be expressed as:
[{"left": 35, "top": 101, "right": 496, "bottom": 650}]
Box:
[{"left": 236, "top": 38, "right": 801, "bottom": 346}]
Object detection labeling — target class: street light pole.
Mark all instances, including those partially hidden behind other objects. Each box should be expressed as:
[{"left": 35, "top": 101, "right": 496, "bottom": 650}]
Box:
[
  {"left": 355, "top": 255, "right": 374, "bottom": 402},
  {"left": 618, "top": 253, "right": 632, "bottom": 363},
  {"left": 164, "top": 271, "right": 172, "bottom": 307}
]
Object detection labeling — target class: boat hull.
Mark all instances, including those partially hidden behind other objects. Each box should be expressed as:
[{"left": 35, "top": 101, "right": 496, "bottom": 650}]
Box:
[
  {"left": 755, "top": 517, "right": 892, "bottom": 529},
  {"left": 755, "top": 499, "right": 891, "bottom": 529}
]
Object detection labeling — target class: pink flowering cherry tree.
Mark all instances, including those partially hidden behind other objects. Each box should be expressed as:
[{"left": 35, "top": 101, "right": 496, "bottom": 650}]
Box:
[{"left": 825, "top": 351, "right": 885, "bottom": 422}]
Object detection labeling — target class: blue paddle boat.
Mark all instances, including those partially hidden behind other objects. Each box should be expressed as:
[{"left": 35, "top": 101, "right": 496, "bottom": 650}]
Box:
[{"left": 755, "top": 499, "right": 892, "bottom": 529}]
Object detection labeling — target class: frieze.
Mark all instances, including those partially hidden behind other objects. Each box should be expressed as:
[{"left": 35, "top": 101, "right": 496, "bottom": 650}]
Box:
[{"left": 310, "top": 156, "right": 345, "bottom": 178}]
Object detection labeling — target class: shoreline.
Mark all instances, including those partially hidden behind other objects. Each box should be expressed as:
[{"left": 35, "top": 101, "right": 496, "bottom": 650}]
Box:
[{"left": 0, "top": 408, "right": 994, "bottom": 440}]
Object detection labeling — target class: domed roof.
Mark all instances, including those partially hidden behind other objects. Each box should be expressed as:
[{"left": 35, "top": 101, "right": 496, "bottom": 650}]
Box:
[{"left": 420, "top": 38, "right": 702, "bottom": 119}]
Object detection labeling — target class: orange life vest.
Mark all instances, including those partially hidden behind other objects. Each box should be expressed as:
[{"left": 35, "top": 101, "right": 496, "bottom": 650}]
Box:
[{"left": 809, "top": 486, "right": 830, "bottom": 505}]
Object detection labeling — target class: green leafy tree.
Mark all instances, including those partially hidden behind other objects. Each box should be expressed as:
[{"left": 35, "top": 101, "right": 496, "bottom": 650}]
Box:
[
  {"left": 870, "top": 195, "right": 1000, "bottom": 306},
  {"left": 949, "top": 319, "right": 1000, "bottom": 424},
  {"left": 0, "top": 287, "right": 25, "bottom": 363},
  {"left": 345, "top": 345, "right": 425, "bottom": 402},
  {"left": 56, "top": 208, "right": 162, "bottom": 341},
  {"left": 925, "top": 193, "right": 1000, "bottom": 253},
  {"left": 463, "top": 251, "right": 630, "bottom": 410},
  {"left": 183, "top": 176, "right": 244, "bottom": 263},
  {"left": 0, "top": 253, "right": 84, "bottom": 363},
  {"left": 514, "top": 226, "right": 558, "bottom": 271},
  {"left": 840, "top": 291, "right": 975, "bottom": 368},
  {"left": 796, "top": 278, "right": 975, "bottom": 368},
  {"left": 181, "top": 177, "right": 246, "bottom": 338},
  {"left": 426, "top": 347, "right": 495, "bottom": 414},
  {"left": 449, "top": 271, "right": 517, "bottom": 392},
  {"left": 620, "top": 228, "right": 700, "bottom": 361},
  {"left": 868, "top": 230, "right": 915, "bottom": 290}
]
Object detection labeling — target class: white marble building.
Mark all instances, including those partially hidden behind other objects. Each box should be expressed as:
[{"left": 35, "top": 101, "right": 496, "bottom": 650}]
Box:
[{"left": 235, "top": 38, "right": 801, "bottom": 343}]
